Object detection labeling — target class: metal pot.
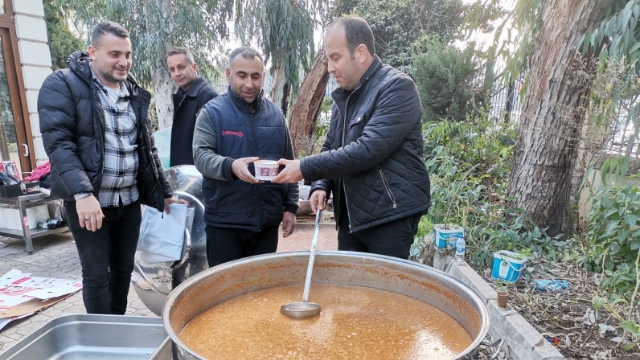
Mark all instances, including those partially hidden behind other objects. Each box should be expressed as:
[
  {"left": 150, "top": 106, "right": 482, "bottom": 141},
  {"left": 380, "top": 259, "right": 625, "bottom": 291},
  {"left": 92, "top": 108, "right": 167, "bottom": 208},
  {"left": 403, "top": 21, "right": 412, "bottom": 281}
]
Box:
[
  {"left": 163, "top": 251, "right": 490, "bottom": 359},
  {"left": 131, "top": 166, "right": 208, "bottom": 316}
]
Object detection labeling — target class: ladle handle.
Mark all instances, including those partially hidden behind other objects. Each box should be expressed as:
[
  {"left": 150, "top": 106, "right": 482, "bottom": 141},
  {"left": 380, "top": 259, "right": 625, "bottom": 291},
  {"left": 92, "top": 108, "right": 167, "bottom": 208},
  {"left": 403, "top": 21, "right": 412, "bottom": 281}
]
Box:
[{"left": 303, "top": 210, "right": 322, "bottom": 302}]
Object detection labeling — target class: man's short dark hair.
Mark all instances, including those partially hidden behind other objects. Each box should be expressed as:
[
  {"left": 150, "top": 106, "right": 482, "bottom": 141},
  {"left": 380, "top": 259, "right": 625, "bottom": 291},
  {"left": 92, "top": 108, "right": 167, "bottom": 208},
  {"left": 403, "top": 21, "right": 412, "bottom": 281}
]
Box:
[
  {"left": 229, "top": 47, "right": 264, "bottom": 65},
  {"left": 327, "top": 16, "right": 376, "bottom": 56},
  {"left": 91, "top": 21, "right": 130, "bottom": 48},
  {"left": 166, "top": 47, "right": 195, "bottom": 64}
]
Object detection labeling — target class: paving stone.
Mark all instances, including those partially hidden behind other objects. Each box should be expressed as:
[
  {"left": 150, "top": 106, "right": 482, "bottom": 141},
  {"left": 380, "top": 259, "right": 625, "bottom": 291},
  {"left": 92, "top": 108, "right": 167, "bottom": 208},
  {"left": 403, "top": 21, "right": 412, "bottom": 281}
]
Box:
[
  {"left": 60, "top": 305, "right": 86, "bottom": 315},
  {"left": 0, "top": 335, "right": 17, "bottom": 351},
  {"left": 0, "top": 332, "right": 22, "bottom": 341},
  {"left": 447, "top": 261, "right": 498, "bottom": 303},
  {"left": 0, "top": 244, "right": 25, "bottom": 257},
  {"left": 0, "top": 326, "right": 18, "bottom": 336},
  {"left": 15, "top": 320, "right": 48, "bottom": 336}
]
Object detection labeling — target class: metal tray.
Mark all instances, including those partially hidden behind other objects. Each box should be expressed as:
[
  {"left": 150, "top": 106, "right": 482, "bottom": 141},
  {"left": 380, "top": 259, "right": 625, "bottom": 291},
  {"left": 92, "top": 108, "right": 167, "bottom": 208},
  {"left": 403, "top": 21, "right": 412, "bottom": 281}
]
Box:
[{"left": 0, "top": 314, "right": 167, "bottom": 360}]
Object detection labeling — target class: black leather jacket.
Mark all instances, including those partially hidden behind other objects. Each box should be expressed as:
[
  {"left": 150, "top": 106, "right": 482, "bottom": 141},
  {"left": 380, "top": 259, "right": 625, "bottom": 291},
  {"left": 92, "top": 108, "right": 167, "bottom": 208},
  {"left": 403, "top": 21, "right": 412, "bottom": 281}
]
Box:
[{"left": 301, "top": 57, "right": 431, "bottom": 232}]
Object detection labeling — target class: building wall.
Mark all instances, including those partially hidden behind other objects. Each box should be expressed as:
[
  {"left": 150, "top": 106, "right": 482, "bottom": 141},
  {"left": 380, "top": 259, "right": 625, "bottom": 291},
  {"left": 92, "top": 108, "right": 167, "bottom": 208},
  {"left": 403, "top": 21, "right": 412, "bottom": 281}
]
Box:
[{"left": 13, "top": 0, "right": 52, "bottom": 166}]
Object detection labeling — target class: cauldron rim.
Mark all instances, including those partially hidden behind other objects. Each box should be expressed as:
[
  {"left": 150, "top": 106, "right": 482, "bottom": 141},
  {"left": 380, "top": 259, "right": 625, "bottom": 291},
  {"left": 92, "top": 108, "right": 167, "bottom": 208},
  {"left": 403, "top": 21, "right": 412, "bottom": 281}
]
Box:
[{"left": 163, "top": 251, "right": 490, "bottom": 360}]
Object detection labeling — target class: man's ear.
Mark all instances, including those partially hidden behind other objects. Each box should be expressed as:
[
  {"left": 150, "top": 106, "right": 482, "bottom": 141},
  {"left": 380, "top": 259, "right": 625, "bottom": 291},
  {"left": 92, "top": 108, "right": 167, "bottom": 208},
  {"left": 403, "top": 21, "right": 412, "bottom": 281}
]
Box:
[
  {"left": 225, "top": 68, "right": 231, "bottom": 82},
  {"left": 88, "top": 45, "right": 97, "bottom": 60},
  {"left": 356, "top": 44, "right": 368, "bottom": 63}
]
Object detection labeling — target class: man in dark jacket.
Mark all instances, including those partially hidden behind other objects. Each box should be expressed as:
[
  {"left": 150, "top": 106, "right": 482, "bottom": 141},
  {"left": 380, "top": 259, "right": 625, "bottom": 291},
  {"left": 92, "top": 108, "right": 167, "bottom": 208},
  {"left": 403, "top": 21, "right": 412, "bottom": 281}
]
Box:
[
  {"left": 274, "top": 16, "right": 431, "bottom": 259},
  {"left": 193, "top": 46, "right": 298, "bottom": 267},
  {"left": 167, "top": 47, "right": 218, "bottom": 166},
  {"left": 38, "top": 21, "right": 184, "bottom": 314}
]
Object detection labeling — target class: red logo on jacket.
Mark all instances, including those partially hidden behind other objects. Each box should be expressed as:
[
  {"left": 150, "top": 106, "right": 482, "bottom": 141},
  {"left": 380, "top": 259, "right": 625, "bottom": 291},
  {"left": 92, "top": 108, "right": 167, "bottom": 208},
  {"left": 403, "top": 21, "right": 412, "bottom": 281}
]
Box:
[{"left": 221, "top": 130, "right": 244, "bottom": 137}]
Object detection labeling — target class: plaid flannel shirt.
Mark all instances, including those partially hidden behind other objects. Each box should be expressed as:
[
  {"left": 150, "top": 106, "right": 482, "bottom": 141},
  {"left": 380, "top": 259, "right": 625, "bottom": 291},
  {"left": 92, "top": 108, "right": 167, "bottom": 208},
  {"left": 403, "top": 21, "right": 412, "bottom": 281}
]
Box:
[{"left": 91, "top": 69, "right": 140, "bottom": 207}]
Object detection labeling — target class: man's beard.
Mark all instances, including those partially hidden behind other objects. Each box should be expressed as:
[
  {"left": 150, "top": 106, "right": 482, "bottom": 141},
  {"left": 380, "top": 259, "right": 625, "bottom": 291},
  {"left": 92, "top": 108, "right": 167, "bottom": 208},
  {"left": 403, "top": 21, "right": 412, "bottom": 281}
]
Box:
[{"left": 97, "top": 65, "right": 128, "bottom": 84}]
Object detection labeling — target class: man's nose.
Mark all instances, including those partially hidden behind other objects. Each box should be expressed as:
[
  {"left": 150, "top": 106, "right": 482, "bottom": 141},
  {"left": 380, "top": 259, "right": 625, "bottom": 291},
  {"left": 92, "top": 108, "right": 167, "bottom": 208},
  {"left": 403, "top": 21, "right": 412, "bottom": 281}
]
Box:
[{"left": 327, "top": 61, "right": 335, "bottom": 74}]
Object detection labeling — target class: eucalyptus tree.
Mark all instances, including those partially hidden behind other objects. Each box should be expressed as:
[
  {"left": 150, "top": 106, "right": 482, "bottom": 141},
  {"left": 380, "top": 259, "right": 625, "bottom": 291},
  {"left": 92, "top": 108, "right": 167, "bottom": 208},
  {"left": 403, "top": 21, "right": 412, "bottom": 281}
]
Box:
[
  {"left": 55, "top": 0, "right": 325, "bottom": 128},
  {"left": 470, "top": 0, "right": 638, "bottom": 237}
]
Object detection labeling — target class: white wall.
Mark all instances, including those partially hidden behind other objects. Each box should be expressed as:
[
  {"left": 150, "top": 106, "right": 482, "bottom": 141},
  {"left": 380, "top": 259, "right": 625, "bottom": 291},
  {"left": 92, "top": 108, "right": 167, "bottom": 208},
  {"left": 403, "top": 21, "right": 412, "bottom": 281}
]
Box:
[{"left": 13, "top": 0, "right": 52, "bottom": 166}]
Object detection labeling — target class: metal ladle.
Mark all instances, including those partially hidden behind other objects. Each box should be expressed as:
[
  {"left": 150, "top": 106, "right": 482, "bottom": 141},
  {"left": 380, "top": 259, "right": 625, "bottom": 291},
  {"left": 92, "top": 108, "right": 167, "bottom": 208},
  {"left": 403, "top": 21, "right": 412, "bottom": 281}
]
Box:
[{"left": 280, "top": 210, "right": 322, "bottom": 319}]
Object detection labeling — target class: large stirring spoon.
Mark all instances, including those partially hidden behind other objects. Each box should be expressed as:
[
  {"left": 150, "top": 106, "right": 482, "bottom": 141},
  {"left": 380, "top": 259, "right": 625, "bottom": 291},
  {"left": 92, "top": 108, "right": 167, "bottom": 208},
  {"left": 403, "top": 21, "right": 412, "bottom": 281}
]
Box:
[{"left": 280, "top": 210, "right": 322, "bottom": 319}]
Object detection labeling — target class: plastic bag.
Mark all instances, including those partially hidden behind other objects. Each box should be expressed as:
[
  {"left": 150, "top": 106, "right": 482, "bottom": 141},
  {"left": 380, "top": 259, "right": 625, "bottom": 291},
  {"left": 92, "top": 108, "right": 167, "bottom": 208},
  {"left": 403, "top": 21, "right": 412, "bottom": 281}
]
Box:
[
  {"left": 534, "top": 279, "right": 569, "bottom": 291},
  {"left": 137, "top": 203, "right": 188, "bottom": 263}
]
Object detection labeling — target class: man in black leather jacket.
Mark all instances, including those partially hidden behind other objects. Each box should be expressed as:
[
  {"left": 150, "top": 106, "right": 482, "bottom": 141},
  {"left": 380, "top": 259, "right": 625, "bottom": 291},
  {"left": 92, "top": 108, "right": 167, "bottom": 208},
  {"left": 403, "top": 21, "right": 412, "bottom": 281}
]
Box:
[
  {"left": 38, "top": 21, "right": 184, "bottom": 314},
  {"left": 274, "top": 16, "right": 431, "bottom": 259}
]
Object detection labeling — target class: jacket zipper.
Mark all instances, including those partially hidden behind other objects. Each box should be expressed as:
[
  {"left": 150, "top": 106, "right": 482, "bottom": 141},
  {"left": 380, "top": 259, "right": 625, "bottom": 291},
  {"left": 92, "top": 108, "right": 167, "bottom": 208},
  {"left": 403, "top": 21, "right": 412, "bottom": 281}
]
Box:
[
  {"left": 378, "top": 169, "right": 397, "bottom": 209},
  {"left": 250, "top": 109, "right": 262, "bottom": 231},
  {"left": 93, "top": 82, "right": 106, "bottom": 180},
  {"left": 340, "top": 85, "right": 360, "bottom": 233}
]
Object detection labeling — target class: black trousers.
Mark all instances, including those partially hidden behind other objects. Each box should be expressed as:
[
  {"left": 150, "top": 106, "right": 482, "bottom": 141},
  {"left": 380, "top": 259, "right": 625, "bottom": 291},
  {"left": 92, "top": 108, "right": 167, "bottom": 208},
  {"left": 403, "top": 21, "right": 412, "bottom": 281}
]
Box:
[
  {"left": 338, "top": 214, "right": 421, "bottom": 259},
  {"left": 65, "top": 199, "right": 141, "bottom": 314},
  {"left": 205, "top": 223, "right": 280, "bottom": 267}
]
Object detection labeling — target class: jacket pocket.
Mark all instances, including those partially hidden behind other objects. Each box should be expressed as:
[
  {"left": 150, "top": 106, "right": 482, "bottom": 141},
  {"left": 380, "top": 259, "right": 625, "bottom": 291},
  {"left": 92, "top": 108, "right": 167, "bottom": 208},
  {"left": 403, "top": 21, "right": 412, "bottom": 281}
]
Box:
[
  {"left": 378, "top": 169, "right": 397, "bottom": 209},
  {"left": 348, "top": 111, "right": 366, "bottom": 129}
]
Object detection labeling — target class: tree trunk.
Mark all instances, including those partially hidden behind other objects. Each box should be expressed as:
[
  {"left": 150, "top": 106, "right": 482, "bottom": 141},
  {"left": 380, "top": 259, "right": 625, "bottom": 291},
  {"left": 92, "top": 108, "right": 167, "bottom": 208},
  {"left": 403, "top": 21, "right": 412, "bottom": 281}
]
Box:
[
  {"left": 289, "top": 50, "right": 329, "bottom": 157},
  {"left": 150, "top": 0, "right": 175, "bottom": 130},
  {"left": 507, "top": 0, "right": 607, "bottom": 237},
  {"left": 153, "top": 65, "right": 176, "bottom": 130},
  {"left": 270, "top": 60, "right": 290, "bottom": 116}
]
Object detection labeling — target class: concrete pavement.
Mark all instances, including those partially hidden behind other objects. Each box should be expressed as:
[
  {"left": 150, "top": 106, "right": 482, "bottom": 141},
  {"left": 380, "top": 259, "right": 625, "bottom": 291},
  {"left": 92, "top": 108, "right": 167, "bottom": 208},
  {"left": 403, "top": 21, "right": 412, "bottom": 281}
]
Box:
[{"left": 0, "top": 222, "right": 338, "bottom": 354}]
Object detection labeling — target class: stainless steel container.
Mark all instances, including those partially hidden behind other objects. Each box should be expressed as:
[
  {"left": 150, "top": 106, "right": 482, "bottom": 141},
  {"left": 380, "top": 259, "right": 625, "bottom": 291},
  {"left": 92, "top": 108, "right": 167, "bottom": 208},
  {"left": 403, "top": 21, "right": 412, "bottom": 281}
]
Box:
[
  {"left": 131, "top": 165, "right": 208, "bottom": 316},
  {"left": 163, "top": 251, "right": 490, "bottom": 360},
  {"left": 0, "top": 314, "right": 166, "bottom": 360}
]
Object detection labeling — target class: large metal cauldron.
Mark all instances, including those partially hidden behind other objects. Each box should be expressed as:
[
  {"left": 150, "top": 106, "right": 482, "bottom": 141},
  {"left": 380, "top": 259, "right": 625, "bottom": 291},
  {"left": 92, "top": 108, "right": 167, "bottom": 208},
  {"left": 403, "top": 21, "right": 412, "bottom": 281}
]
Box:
[
  {"left": 163, "top": 251, "right": 490, "bottom": 360},
  {"left": 131, "top": 166, "right": 208, "bottom": 316}
]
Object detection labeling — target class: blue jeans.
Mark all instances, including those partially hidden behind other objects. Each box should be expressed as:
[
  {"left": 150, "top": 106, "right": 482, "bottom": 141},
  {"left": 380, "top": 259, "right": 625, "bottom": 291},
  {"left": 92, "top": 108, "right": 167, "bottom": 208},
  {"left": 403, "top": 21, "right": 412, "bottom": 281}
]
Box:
[{"left": 65, "top": 199, "right": 141, "bottom": 314}]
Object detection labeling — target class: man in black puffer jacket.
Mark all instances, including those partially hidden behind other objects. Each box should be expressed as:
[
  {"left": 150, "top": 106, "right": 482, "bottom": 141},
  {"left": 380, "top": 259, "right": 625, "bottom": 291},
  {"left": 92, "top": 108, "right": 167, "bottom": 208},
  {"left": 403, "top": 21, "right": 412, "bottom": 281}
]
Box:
[
  {"left": 274, "top": 16, "right": 431, "bottom": 259},
  {"left": 38, "top": 21, "right": 184, "bottom": 314}
]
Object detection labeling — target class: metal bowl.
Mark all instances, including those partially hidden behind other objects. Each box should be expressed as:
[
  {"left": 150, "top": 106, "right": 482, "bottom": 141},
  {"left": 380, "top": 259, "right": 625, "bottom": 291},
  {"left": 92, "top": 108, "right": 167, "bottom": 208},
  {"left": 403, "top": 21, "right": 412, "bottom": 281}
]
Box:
[
  {"left": 131, "top": 166, "right": 208, "bottom": 316},
  {"left": 163, "top": 251, "right": 490, "bottom": 359}
]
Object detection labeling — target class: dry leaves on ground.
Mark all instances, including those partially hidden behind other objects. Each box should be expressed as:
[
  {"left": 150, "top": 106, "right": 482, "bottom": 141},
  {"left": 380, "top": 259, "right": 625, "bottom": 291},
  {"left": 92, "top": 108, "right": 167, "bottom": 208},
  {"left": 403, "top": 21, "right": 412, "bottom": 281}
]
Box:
[{"left": 479, "top": 257, "right": 640, "bottom": 359}]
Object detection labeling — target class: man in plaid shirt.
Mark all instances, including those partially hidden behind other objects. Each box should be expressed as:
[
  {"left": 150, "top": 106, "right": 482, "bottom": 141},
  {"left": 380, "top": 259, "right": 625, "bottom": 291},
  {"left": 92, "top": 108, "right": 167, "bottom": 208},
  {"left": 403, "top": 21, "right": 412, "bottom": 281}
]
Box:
[{"left": 38, "top": 21, "right": 186, "bottom": 314}]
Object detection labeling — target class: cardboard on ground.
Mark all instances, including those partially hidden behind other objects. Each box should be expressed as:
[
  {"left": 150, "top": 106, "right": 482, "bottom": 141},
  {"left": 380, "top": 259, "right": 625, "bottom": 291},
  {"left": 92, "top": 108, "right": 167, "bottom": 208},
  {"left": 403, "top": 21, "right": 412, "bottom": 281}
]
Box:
[{"left": 0, "top": 269, "right": 81, "bottom": 320}]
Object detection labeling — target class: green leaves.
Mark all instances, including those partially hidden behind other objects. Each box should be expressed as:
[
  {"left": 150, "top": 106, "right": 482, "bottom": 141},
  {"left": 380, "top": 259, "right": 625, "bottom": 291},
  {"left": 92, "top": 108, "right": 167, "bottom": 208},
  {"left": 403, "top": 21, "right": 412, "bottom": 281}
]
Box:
[
  {"left": 621, "top": 320, "right": 640, "bottom": 335},
  {"left": 333, "top": 0, "right": 482, "bottom": 70},
  {"left": 592, "top": 296, "right": 607, "bottom": 310},
  {"left": 56, "top": 0, "right": 238, "bottom": 88},
  {"left": 586, "top": 184, "right": 640, "bottom": 298},
  {"left": 237, "top": 0, "right": 321, "bottom": 91},
  {"left": 44, "top": 0, "right": 86, "bottom": 70},
  {"left": 412, "top": 35, "right": 487, "bottom": 123},
  {"left": 581, "top": 1, "right": 640, "bottom": 62},
  {"left": 56, "top": 0, "right": 325, "bottom": 93}
]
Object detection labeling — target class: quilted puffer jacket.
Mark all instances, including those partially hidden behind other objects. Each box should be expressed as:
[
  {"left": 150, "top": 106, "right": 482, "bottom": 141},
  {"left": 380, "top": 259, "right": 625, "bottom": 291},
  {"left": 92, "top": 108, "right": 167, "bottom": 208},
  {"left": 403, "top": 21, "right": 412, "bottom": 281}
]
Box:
[
  {"left": 300, "top": 57, "right": 431, "bottom": 233},
  {"left": 37, "top": 51, "right": 172, "bottom": 211}
]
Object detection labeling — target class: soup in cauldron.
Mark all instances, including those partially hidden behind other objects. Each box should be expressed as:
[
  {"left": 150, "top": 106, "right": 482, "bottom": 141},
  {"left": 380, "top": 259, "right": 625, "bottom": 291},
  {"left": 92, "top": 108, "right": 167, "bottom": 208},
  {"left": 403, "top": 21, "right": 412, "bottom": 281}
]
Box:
[{"left": 179, "top": 284, "right": 472, "bottom": 359}]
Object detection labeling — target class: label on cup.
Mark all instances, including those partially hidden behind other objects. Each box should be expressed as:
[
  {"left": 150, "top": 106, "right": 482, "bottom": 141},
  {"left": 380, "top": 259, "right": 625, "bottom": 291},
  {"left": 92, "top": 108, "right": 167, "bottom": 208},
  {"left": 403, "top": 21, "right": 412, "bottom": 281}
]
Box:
[{"left": 259, "top": 167, "right": 278, "bottom": 177}]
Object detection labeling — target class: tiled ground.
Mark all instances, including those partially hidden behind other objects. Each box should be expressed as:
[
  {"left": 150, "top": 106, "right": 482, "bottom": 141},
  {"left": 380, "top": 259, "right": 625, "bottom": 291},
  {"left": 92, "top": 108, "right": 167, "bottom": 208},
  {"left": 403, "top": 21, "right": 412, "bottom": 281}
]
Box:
[{"left": 0, "top": 222, "right": 338, "bottom": 355}]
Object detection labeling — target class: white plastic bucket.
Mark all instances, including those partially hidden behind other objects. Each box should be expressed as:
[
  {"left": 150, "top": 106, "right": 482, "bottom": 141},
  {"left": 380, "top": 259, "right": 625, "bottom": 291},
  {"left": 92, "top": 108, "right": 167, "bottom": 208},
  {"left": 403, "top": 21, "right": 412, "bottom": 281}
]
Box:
[
  {"left": 491, "top": 250, "right": 527, "bottom": 283},
  {"left": 433, "top": 224, "right": 464, "bottom": 249}
]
